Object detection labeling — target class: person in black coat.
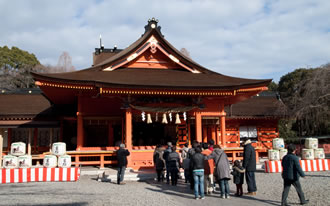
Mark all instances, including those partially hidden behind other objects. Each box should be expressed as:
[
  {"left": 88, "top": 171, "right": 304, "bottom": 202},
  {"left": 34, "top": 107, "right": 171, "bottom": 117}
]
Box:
[
  {"left": 116, "top": 143, "right": 130, "bottom": 185},
  {"left": 242, "top": 139, "right": 257, "bottom": 195},
  {"left": 153, "top": 145, "right": 165, "bottom": 182},
  {"left": 281, "top": 144, "right": 309, "bottom": 206},
  {"left": 167, "top": 145, "right": 181, "bottom": 186},
  {"left": 163, "top": 142, "right": 173, "bottom": 184}
]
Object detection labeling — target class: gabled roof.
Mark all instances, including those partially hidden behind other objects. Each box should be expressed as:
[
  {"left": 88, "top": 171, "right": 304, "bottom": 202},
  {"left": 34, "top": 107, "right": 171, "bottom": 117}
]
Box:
[
  {"left": 0, "top": 93, "right": 51, "bottom": 118},
  {"left": 32, "top": 19, "right": 271, "bottom": 91},
  {"left": 226, "top": 92, "right": 287, "bottom": 118}
]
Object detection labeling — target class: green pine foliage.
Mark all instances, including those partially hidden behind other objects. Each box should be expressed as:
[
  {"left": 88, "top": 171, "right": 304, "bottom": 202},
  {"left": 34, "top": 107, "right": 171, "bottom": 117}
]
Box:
[{"left": 0, "top": 46, "right": 44, "bottom": 89}]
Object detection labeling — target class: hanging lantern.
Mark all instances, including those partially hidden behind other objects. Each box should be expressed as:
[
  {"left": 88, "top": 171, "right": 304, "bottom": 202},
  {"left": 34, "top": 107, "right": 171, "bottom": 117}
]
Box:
[
  {"left": 141, "top": 111, "right": 146, "bottom": 121},
  {"left": 155, "top": 113, "right": 158, "bottom": 122},
  {"left": 162, "top": 113, "right": 168, "bottom": 124},
  {"left": 147, "top": 113, "right": 152, "bottom": 124},
  {"left": 183, "top": 112, "right": 187, "bottom": 121},
  {"left": 169, "top": 113, "right": 172, "bottom": 122},
  {"left": 175, "top": 113, "right": 181, "bottom": 124}
]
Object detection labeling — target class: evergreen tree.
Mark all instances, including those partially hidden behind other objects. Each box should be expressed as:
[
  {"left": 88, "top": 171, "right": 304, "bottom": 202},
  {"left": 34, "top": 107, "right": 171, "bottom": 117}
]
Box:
[{"left": 0, "top": 46, "right": 44, "bottom": 89}]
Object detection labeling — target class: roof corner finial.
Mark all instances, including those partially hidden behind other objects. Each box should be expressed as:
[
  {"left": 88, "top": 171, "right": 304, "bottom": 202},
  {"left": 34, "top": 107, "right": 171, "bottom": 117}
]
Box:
[{"left": 144, "top": 18, "right": 162, "bottom": 35}]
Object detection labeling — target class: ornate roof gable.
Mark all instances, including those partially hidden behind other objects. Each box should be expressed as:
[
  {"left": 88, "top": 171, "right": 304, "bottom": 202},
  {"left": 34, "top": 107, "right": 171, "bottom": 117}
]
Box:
[{"left": 99, "top": 18, "right": 200, "bottom": 73}]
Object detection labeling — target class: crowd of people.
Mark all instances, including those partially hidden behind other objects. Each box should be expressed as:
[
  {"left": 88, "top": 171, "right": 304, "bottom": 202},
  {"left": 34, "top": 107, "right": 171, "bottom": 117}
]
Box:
[
  {"left": 117, "top": 140, "right": 309, "bottom": 205},
  {"left": 153, "top": 139, "right": 257, "bottom": 200}
]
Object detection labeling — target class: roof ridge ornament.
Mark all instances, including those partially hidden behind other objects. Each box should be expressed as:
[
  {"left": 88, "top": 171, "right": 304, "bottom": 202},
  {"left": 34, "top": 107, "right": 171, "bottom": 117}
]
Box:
[{"left": 144, "top": 18, "right": 162, "bottom": 35}]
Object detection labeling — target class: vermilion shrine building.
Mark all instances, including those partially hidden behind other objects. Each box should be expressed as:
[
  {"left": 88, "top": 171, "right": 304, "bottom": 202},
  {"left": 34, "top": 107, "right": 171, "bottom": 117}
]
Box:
[{"left": 0, "top": 19, "right": 286, "bottom": 170}]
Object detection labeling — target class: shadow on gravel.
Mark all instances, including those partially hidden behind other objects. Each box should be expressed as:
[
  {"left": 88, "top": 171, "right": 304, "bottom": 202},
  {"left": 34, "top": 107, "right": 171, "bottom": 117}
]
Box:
[
  {"left": 144, "top": 179, "right": 199, "bottom": 199},
  {"left": 143, "top": 178, "right": 237, "bottom": 200},
  {"left": 305, "top": 174, "right": 330, "bottom": 178},
  {"left": 0, "top": 184, "right": 34, "bottom": 188},
  {"left": 4, "top": 202, "right": 88, "bottom": 206},
  {"left": 255, "top": 170, "right": 268, "bottom": 173},
  {"left": 240, "top": 195, "right": 281, "bottom": 206}
]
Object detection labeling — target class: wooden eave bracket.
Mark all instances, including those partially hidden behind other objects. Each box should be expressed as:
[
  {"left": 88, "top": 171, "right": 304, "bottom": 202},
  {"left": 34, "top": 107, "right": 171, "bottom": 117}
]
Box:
[{"left": 102, "top": 35, "right": 201, "bottom": 73}]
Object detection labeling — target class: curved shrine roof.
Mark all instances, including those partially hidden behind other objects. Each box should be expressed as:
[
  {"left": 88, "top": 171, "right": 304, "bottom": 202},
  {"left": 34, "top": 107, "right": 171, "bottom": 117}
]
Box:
[
  {"left": 32, "top": 19, "right": 271, "bottom": 91},
  {"left": 32, "top": 68, "right": 271, "bottom": 90}
]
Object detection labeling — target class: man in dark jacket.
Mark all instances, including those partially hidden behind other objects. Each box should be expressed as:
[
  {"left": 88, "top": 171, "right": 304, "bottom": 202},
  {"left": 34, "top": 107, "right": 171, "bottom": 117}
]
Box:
[
  {"left": 163, "top": 142, "right": 173, "bottom": 184},
  {"left": 242, "top": 139, "right": 257, "bottom": 195},
  {"left": 281, "top": 144, "right": 309, "bottom": 206},
  {"left": 168, "top": 146, "right": 181, "bottom": 186},
  {"left": 116, "top": 143, "right": 130, "bottom": 185}
]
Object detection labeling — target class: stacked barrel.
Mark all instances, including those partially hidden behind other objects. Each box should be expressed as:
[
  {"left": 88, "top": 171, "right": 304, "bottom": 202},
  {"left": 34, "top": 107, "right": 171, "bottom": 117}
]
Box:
[
  {"left": 302, "top": 138, "right": 325, "bottom": 160},
  {"left": 44, "top": 142, "right": 71, "bottom": 168},
  {"left": 2, "top": 142, "right": 31, "bottom": 169},
  {"left": 268, "top": 138, "right": 287, "bottom": 161},
  {"left": 264, "top": 137, "right": 329, "bottom": 173},
  {"left": 1, "top": 142, "right": 79, "bottom": 184},
  {"left": 2, "top": 142, "right": 71, "bottom": 168}
]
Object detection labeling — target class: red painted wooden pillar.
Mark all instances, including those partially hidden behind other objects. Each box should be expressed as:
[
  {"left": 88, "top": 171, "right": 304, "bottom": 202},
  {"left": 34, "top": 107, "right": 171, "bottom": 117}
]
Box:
[
  {"left": 77, "top": 96, "right": 84, "bottom": 150},
  {"left": 108, "top": 122, "right": 114, "bottom": 146},
  {"left": 125, "top": 109, "right": 133, "bottom": 166},
  {"left": 202, "top": 126, "right": 208, "bottom": 143},
  {"left": 195, "top": 112, "right": 202, "bottom": 143},
  {"left": 211, "top": 126, "right": 216, "bottom": 143},
  {"left": 187, "top": 123, "right": 191, "bottom": 146},
  {"left": 220, "top": 102, "right": 226, "bottom": 148}
]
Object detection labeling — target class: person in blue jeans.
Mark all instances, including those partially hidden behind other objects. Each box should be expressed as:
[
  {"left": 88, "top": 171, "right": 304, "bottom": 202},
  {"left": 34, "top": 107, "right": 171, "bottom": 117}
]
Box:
[
  {"left": 207, "top": 145, "right": 231, "bottom": 199},
  {"left": 190, "top": 145, "right": 205, "bottom": 200}
]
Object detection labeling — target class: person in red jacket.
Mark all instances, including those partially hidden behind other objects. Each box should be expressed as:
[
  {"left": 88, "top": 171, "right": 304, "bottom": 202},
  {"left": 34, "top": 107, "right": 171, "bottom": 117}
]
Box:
[{"left": 201, "top": 143, "right": 214, "bottom": 194}]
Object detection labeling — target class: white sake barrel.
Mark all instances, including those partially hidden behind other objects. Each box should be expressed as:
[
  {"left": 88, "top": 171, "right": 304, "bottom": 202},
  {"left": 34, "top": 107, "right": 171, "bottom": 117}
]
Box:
[
  {"left": 52, "top": 142, "right": 66, "bottom": 156},
  {"left": 302, "top": 148, "right": 314, "bottom": 160},
  {"left": 43, "top": 155, "right": 57, "bottom": 168},
  {"left": 11, "top": 142, "right": 26, "bottom": 156},
  {"left": 272, "top": 138, "right": 284, "bottom": 150},
  {"left": 279, "top": 149, "right": 288, "bottom": 159},
  {"left": 314, "top": 148, "right": 325, "bottom": 159},
  {"left": 304, "top": 138, "right": 318, "bottom": 149},
  {"left": 268, "top": 149, "right": 280, "bottom": 160},
  {"left": 3, "top": 155, "right": 18, "bottom": 168},
  {"left": 18, "top": 155, "right": 32, "bottom": 168},
  {"left": 58, "top": 155, "right": 71, "bottom": 168}
]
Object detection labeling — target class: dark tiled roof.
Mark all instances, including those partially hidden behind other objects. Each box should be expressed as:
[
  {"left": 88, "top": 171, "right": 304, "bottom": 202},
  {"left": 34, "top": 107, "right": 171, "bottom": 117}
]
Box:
[
  {"left": 0, "top": 93, "right": 52, "bottom": 118},
  {"left": 226, "top": 95, "right": 287, "bottom": 117}
]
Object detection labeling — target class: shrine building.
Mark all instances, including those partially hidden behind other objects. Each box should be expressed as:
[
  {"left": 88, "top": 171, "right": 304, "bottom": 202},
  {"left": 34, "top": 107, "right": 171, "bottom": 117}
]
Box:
[{"left": 0, "top": 19, "right": 286, "bottom": 170}]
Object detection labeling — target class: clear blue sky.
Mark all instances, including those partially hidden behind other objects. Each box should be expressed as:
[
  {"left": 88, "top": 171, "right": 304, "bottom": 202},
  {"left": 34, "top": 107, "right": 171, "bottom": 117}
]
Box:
[{"left": 1, "top": 0, "right": 329, "bottom": 82}]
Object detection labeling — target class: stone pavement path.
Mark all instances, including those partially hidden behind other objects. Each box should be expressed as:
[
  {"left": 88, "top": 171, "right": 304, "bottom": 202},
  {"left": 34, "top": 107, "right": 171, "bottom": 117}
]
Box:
[{"left": 0, "top": 171, "right": 329, "bottom": 206}]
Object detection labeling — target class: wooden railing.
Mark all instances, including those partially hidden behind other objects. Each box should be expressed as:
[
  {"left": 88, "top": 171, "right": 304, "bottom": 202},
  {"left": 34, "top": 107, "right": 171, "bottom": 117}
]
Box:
[{"left": 67, "top": 150, "right": 117, "bottom": 169}]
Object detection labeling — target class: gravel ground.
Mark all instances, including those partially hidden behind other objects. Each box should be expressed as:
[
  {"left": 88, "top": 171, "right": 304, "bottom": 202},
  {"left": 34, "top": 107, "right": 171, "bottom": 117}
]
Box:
[{"left": 0, "top": 170, "right": 329, "bottom": 206}]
